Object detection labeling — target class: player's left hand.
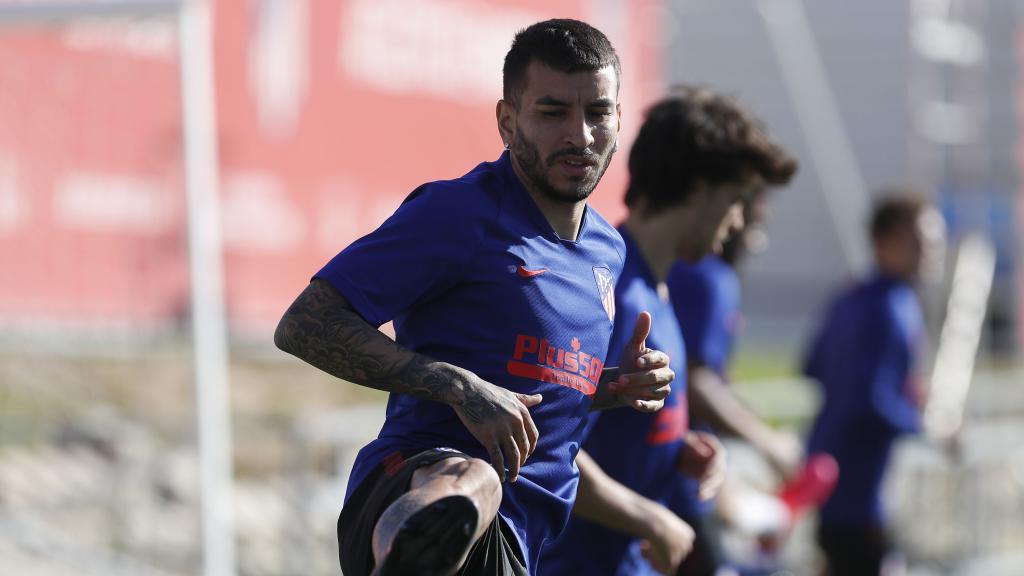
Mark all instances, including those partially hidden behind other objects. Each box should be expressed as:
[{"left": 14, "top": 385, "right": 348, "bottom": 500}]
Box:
[
  {"left": 608, "top": 312, "right": 674, "bottom": 412},
  {"left": 678, "top": 431, "right": 727, "bottom": 501},
  {"left": 639, "top": 505, "right": 694, "bottom": 574}
]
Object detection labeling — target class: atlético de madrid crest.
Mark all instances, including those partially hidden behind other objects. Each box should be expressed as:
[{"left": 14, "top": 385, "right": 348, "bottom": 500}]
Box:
[{"left": 592, "top": 266, "right": 615, "bottom": 323}]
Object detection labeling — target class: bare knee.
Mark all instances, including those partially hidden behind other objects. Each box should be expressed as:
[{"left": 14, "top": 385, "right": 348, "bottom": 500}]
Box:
[
  {"left": 412, "top": 457, "right": 498, "bottom": 491},
  {"left": 459, "top": 458, "right": 501, "bottom": 499},
  {"left": 411, "top": 457, "right": 501, "bottom": 514},
  {"left": 373, "top": 457, "right": 501, "bottom": 561}
]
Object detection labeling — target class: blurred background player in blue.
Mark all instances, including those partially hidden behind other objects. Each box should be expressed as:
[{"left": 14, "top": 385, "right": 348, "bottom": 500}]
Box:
[
  {"left": 541, "top": 86, "right": 798, "bottom": 576},
  {"left": 668, "top": 187, "right": 801, "bottom": 576},
  {"left": 804, "top": 194, "right": 946, "bottom": 576},
  {"left": 275, "top": 19, "right": 678, "bottom": 576}
]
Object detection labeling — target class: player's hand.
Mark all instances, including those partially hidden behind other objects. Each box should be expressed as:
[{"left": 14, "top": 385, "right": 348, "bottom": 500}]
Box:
[
  {"left": 925, "top": 416, "right": 963, "bottom": 455},
  {"left": 678, "top": 431, "right": 727, "bottom": 501},
  {"left": 609, "top": 312, "right": 674, "bottom": 412},
  {"left": 639, "top": 505, "right": 694, "bottom": 574},
  {"left": 765, "top": 429, "right": 803, "bottom": 482},
  {"left": 451, "top": 373, "right": 542, "bottom": 484}
]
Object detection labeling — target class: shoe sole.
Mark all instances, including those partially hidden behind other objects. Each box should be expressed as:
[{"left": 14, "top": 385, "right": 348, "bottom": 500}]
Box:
[{"left": 372, "top": 494, "right": 479, "bottom": 576}]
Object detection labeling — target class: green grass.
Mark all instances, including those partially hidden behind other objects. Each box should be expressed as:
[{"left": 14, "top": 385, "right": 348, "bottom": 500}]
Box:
[{"left": 729, "top": 348, "right": 801, "bottom": 382}]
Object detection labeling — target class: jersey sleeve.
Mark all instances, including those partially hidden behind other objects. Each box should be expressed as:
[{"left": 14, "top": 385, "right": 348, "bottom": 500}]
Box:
[
  {"left": 314, "top": 183, "right": 481, "bottom": 327},
  {"left": 863, "top": 304, "right": 921, "bottom": 435}
]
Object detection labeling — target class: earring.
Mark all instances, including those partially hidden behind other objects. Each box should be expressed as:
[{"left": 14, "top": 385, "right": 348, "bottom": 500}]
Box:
[{"left": 504, "top": 142, "right": 510, "bottom": 150}]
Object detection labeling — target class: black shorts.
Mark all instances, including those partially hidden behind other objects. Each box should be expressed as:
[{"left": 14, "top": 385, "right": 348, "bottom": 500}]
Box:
[
  {"left": 816, "top": 521, "right": 892, "bottom": 576},
  {"left": 675, "top": 512, "right": 725, "bottom": 576},
  {"left": 337, "top": 447, "right": 528, "bottom": 576}
]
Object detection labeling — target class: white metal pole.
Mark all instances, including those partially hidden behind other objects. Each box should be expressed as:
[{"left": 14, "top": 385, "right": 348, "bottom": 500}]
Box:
[
  {"left": 758, "top": 0, "right": 872, "bottom": 274},
  {"left": 925, "top": 235, "right": 996, "bottom": 442},
  {"left": 179, "top": 0, "right": 236, "bottom": 574}
]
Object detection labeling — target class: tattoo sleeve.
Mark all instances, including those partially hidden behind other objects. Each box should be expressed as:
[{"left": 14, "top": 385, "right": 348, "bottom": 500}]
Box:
[{"left": 274, "top": 279, "right": 472, "bottom": 407}]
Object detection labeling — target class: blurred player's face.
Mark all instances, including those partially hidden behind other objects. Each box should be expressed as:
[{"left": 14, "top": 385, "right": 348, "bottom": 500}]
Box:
[
  {"left": 497, "top": 62, "right": 620, "bottom": 204},
  {"left": 741, "top": 191, "right": 772, "bottom": 253},
  {"left": 720, "top": 189, "right": 772, "bottom": 264},
  {"left": 676, "top": 182, "right": 750, "bottom": 263},
  {"left": 876, "top": 206, "right": 946, "bottom": 283}
]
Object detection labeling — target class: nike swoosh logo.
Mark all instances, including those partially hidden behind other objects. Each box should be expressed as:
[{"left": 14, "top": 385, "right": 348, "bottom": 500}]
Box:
[{"left": 517, "top": 265, "right": 548, "bottom": 278}]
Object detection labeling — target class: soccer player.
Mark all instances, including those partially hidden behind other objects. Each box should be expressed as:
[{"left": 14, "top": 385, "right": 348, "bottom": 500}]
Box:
[
  {"left": 668, "top": 187, "right": 800, "bottom": 576},
  {"left": 803, "top": 195, "right": 944, "bottom": 576},
  {"left": 541, "top": 87, "right": 797, "bottom": 576},
  {"left": 275, "top": 20, "right": 676, "bottom": 576}
]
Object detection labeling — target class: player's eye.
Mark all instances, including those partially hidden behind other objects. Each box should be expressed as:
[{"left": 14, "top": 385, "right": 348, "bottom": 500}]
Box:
[{"left": 538, "top": 109, "right": 565, "bottom": 117}]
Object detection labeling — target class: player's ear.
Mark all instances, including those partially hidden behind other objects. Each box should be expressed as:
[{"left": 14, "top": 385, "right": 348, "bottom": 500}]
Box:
[{"left": 496, "top": 99, "right": 516, "bottom": 147}]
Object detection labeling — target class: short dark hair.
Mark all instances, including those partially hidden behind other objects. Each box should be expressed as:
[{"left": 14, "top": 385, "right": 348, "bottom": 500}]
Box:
[
  {"left": 503, "top": 19, "right": 621, "bottom": 107},
  {"left": 625, "top": 86, "right": 798, "bottom": 212},
  {"left": 870, "top": 192, "right": 929, "bottom": 241}
]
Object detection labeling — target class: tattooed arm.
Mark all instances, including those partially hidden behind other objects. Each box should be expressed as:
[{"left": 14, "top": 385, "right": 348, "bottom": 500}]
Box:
[{"left": 274, "top": 279, "right": 542, "bottom": 482}]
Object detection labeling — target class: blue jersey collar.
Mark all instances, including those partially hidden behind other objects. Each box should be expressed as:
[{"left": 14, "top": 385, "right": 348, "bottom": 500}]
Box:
[{"left": 496, "top": 150, "right": 592, "bottom": 244}]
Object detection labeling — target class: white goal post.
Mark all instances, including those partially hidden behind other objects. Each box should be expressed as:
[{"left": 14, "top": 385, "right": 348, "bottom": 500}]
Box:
[{"left": 0, "top": 2, "right": 235, "bottom": 575}]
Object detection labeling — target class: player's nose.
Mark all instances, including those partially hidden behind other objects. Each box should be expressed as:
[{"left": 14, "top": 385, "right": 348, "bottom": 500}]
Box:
[{"left": 563, "top": 109, "right": 595, "bottom": 150}]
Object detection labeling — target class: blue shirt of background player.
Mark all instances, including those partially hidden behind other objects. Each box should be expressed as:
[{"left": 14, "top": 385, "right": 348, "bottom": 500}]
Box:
[
  {"left": 668, "top": 255, "right": 742, "bottom": 376},
  {"left": 665, "top": 255, "right": 742, "bottom": 518},
  {"left": 539, "top": 226, "right": 689, "bottom": 576},
  {"left": 315, "top": 151, "right": 626, "bottom": 574},
  {"left": 804, "top": 273, "right": 924, "bottom": 527}
]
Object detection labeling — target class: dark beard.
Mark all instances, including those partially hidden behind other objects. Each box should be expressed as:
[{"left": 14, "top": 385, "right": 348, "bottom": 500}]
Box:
[{"left": 511, "top": 131, "right": 614, "bottom": 204}]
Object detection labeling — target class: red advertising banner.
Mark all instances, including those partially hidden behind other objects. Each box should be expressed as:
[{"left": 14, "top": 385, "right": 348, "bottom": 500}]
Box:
[{"left": 0, "top": 0, "right": 665, "bottom": 336}]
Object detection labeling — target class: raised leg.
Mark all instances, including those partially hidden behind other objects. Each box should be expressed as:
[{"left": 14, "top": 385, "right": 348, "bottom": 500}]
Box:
[{"left": 371, "top": 457, "right": 502, "bottom": 575}]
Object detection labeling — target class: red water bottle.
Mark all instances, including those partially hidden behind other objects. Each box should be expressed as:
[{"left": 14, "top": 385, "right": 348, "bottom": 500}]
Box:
[{"left": 778, "top": 452, "right": 839, "bottom": 519}]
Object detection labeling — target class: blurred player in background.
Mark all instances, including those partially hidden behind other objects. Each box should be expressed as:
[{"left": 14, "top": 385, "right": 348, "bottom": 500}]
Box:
[
  {"left": 803, "top": 194, "right": 945, "bottom": 576},
  {"left": 275, "top": 19, "right": 677, "bottom": 576},
  {"left": 541, "top": 87, "right": 797, "bottom": 576},
  {"left": 668, "top": 186, "right": 800, "bottom": 576}
]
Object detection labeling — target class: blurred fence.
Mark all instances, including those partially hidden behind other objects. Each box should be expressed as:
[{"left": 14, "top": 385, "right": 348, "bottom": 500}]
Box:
[
  {"left": 890, "top": 373, "right": 1024, "bottom": 576},
  {"left": 0, "top": 340, "right": 382, "bottom": 576},
  {"left": 1, "top": 346, "right": 1022, "bottom": 576}
]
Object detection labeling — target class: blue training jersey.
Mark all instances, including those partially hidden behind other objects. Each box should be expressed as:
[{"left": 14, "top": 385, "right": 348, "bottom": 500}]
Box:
[
  {"left": 665, "top": 255, "right": 742, "bottom": 518},
  {"left": 315, "top": 151, "right": 626, "bottom": 574},
  {"left": 803, "top": 273, "right": 924, "bottom": 527},
  {"left": 668, "top": 255, "right": 742, "bottom": 376},
  {"left": 539, "top": 226, "right": 689, "bottom": 576}
]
